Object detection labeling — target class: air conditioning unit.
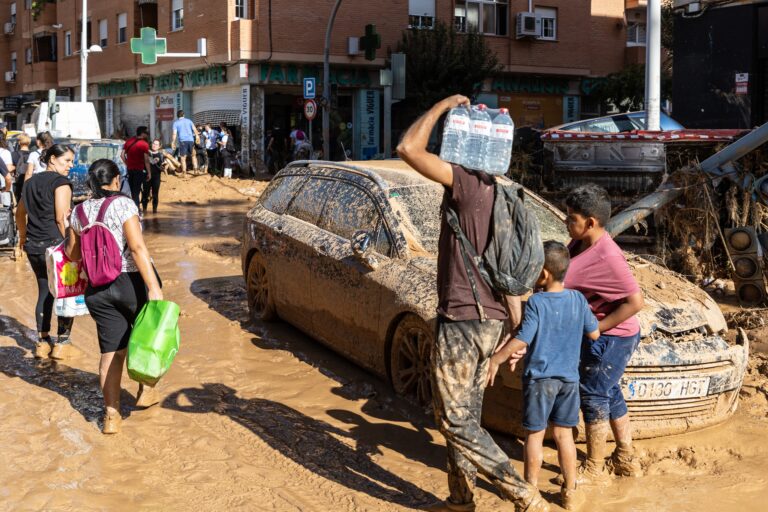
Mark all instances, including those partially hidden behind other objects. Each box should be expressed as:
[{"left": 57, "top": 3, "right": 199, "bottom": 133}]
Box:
[
  {"left": 4, "top": 71, "right": 16, "bottom": 83},
  {"left": 516, "top": 12, "right": 541, "bottom": 39},
  {"left": 3, "top": 22, "right": 14, "bottom": 35}
]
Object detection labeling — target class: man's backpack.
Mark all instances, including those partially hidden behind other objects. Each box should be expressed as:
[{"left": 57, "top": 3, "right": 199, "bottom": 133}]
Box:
[
  {"left": 446, "top": 177, "right": 544, "bottom": 321},
  {"left": 74, "top": 196, "right": 125, "bottom": 287}
]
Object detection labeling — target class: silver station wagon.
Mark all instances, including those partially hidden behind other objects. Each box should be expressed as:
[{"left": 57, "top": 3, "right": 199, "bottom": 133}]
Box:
[{"left": 241, "top": 160, "right": 748, "bottom": 439}]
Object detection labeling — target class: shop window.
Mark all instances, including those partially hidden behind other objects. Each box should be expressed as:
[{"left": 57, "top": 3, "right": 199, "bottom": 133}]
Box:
[
  {"left": 99, "top": 19, "right": 107, "bottom": 48},
  {"left": 235, "top": 0, "right": 248, "bottom": 20},
  {"left": 627, "top": 22, "right": 646, "bottom": 46},
  {"left": 117, "top": 13, "right": 127, "bottom": 43},
  {"left": 171, "top": 0, "right": 184, "bottom": 31},
  {"left": 25, "top": 47, "right": 31, "bottom": 64},
  {"left": 64, "top": 31, "right": 71, "bottom": 56},
  {"left": 408, "top": 0, "right": 434, "bottom": 29},
  {"left": 455, "top": 0, "right": 508, "bottom": 36},
  {"left": 535, "top": 7, "right": 556, "bottom": 41},
  {"left": 33, "top": 34, "right": 56, "bottom": 63}
]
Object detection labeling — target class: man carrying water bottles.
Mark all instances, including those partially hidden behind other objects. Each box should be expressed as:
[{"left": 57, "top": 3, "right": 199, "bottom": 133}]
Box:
[{"left": 397, "top": 95, "right": 548, "bottom": 512}]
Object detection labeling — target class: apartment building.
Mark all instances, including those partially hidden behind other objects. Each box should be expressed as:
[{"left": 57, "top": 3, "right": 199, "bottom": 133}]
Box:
[{"left": 0, "top": 0, "right": 647, "bottom": 165}]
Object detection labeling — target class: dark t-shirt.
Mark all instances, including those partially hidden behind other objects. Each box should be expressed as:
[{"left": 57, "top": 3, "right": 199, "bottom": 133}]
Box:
[
  {"left": 437, "top": 165, "right": 507, "bottom": 321},
  {"left": 148, "top": 150, "right": 166, "bottom": 174},
  {"left": 21, "top": 172, "right": 72, "bottom": 253},
  {"left": 124, "top": 137, "right": 150, "bottom": 171}
]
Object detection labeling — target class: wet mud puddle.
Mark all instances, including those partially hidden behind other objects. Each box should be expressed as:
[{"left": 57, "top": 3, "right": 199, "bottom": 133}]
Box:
[{"left": 0, "top": 176, "right": 766, "bottom": 511}]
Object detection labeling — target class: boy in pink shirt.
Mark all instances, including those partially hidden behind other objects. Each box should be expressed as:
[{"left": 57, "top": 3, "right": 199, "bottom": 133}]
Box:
[{"left": 563, "top": 184, "right": 644, "bottom": 484}]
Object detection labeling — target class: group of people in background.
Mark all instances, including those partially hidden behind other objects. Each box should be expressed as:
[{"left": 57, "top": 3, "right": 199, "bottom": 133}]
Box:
[{"left": 263, "top": 124, "right": 315, "bottom": 174}]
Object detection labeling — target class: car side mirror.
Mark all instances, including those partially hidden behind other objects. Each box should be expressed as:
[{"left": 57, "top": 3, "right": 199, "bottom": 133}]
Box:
[{"left": 351, "top": 230, "right": 379, "bottom": 270}]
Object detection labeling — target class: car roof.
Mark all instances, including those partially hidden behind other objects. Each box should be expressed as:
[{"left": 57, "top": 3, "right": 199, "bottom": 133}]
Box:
[{"left": 287, "top": 160, "right": 441, "bottom": 190}]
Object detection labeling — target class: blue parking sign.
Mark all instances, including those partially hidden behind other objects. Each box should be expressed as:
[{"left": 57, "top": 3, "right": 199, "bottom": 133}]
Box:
[{"left": 303, "top": 78, "right": 316, "bottom": 99}]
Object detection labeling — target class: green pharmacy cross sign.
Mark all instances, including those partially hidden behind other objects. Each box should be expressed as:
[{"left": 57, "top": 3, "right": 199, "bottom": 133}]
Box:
[
  {"left": 131, "top": 28, "right": 167, "bottom": 65},
  {"left": 131, "top": 27, "right": 207, "bottom": 65},
  {"left": 360, "top": 24, "right": 381, "bottom": 62}
]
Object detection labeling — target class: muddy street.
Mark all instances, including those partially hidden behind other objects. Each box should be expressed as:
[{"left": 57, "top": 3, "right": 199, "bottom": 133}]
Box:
[{"left": 0, "top": 175, "right": 766, "bottom": 511}]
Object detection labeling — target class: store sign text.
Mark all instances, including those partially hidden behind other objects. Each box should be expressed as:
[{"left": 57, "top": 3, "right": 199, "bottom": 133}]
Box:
[
  {"left": 260, "top": 63, "right": 371, "bottom": 87},
  {"left": 98, "top": 65, "right": 227, "bottom": 98},
  {"left": 492, "top": 76, "right": 570, "bottom": 95}
]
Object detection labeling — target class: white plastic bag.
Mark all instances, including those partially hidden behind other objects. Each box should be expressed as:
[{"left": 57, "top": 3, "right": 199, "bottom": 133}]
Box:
[{"left": 55, "top": 295, "right": 89, "bottom": 317}]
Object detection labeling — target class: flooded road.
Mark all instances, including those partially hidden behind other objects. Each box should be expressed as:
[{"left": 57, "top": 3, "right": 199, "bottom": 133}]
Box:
[{"left": 0, "top": 175, "right": 766, "bottom": 511}]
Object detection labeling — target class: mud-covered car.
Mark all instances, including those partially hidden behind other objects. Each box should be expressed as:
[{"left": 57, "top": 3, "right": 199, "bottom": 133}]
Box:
[
  {"left": 57, "top": 139, "right": 128, "bottom": 202},
  {"left": 241, "top": 160, "right": 749, "bottom": 439}
]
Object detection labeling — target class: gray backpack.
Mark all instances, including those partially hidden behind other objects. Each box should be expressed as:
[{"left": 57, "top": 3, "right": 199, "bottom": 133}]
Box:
[{"left": 446, "top": 177, "right": 544, "bottom": 321}]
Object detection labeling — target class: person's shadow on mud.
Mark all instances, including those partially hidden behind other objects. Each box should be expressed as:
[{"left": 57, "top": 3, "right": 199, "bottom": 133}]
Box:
[
  {"left": 163, "top": 383, "right": 439, "bottom": 508},
  {"left": 0, "top": 315, "right": 134, "bottom": 426}
]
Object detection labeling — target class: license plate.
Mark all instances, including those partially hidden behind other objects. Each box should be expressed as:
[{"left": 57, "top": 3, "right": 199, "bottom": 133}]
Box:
[{"left": 624, "top": 377, "right": 710, "bottom": 401}]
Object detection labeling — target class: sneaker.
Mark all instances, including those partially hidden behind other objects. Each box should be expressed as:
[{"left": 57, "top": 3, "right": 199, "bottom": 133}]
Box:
[
  {"left": 50, "top": 341, "right": 78, "bottom": 360},
  {"left": 561, "top": 485, "right": 586, "bottom": 511},
  {"left": 517, "top": 490, "right": 550, "bottom": 512},
  {"left": 556, "top": 458, "right": 612, "bottom": 487},
  {"left": 136, "top": 383, "right": 160, "bottom": 408},
  {"left": 102, "top": 407, "right": 122, "bottom": 434},
  {"left": 608, "top": 446, "right": 643, "bottom": 477},
  {"left": 422, "top": 500, "right": 475, "bottom": 512},
  {"left": 34, "top": 339, "right": 52, "bottom": 359}
]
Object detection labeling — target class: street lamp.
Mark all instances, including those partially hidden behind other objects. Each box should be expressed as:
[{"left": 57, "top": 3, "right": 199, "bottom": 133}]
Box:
[{"left": 79, "top": 0, "right": 102, "bottom": 103}]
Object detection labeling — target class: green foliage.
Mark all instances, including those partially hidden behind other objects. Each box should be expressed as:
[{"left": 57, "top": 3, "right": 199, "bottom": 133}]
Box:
[
  {"left": 596, "top": 64, "right": 673, "bottom": 112},
  {"left": 31, "top": 0, "right": 56, "bottom": 21},
  {"left": 395, "top": 21, "right": 501, "bottom": 113}
]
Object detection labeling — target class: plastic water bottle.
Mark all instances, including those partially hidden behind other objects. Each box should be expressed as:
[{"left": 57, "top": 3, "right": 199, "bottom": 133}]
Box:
[
  {"left": 464, "top": 104, "right": 492, "bottom": 170},
  {"left": 439, "top": 107, "right": 470, "bottom": 165},
  {"left": 485, "top": 108, "right": 515, "bottom": 175}
]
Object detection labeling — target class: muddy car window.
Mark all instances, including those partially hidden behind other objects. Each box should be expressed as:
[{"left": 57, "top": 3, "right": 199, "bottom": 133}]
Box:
[
  {"left": 79, "top": 145, "right": 120, "bottom": 164},
  {"left": 388, "top": 186, "right": 442, "bottom": 256},
  {"left": 285, "top": 177, "right": 338, "bottom": 225},
  {"left": 261, "top": 175, "right": 307, "bottom": 215},
  {"left": 318, "top": 181, "right": 380, "bottom": 241}
]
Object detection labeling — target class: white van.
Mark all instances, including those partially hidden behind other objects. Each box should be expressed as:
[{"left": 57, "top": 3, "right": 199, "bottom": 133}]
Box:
[{"left": 30, "top": 102, "right": 101, "bottom": 140}]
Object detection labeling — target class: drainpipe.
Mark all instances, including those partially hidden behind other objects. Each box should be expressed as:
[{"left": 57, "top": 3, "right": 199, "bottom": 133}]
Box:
[
  {"left": 323, "top": 0, "right": 343, "bottom": 161},
  {"left": 644, "top": 0, "right": 661, "bottom": 130}
]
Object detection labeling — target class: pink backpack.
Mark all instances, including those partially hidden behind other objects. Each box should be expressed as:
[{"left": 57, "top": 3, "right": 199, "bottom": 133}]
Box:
[{"left": 75, "top": 196, "right": 124, "bottom": 287}]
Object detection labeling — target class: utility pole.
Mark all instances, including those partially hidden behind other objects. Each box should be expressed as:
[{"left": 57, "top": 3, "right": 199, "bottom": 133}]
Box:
[
  {"left": 323, "top": 0, "right": 343, "bottom": 160},
  {"left": 644, "top": 0, "right": 661, "bottom": 130}
]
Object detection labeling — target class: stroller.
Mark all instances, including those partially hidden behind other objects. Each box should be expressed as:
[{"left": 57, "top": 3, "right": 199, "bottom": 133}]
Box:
[{"left": 0, "top": 184, "right": 18, "bottom": 260}]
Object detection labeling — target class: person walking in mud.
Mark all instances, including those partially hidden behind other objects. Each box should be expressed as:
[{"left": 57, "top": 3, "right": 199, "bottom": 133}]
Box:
[
  {"left": 397, "top": 95, "right": 549, "bottom": 512},
  {"left": 171, "top": 110, "right": 200, "bottom": 177},
  {"left": 144, "top": 139, "right": 165, "bottom": 214},
  {"left": 121, "top": 126, "right": 151, "bottom": 208},
  {"left": 66, "top": 159, "right": 163, "bottom": 434},
  {"left": 15, "top": 144, "right": 77, "bottom": 360}
]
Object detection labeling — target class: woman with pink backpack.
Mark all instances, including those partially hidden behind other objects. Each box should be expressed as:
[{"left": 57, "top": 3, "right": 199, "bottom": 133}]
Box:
[{"left": 66, "top": 159, "right": 163, "bottom": 434}]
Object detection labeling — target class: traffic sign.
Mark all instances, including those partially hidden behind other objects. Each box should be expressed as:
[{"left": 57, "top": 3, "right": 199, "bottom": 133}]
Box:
[
  {"left": 303, "top": 77, "right": 316, "bottom": 99},
  {"left": 304, "top": 99, "right": 317, "bottom": 121}
]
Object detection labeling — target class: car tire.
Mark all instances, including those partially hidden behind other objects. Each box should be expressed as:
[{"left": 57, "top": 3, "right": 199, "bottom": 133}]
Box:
[
  {"left": 390, "top": 314, "right": 434, "bottom": 406},
  {"left": 246, "top": 252, "right": 277, "bottom": 322}
]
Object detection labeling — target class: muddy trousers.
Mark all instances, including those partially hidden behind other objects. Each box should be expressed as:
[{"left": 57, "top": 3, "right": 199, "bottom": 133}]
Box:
[
  {"left": 27, "top": 252, "right": 74, "bottom": 336},
  {"left": 432, "top": 317, "right": 533, "bottom": 506}
]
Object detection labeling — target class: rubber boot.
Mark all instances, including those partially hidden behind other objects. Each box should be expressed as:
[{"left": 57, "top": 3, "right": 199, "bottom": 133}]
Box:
[
  {"left": 557, "top": 421, "right": 612, "bottom": 487},
  {"left": 608, "top": 442, "right": 643, "bottom": 477}
]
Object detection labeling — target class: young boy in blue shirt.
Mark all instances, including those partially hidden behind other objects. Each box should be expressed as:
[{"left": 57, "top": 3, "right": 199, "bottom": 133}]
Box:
[{"left": 487, "top": 241, "right": 599, "bottom": 511}]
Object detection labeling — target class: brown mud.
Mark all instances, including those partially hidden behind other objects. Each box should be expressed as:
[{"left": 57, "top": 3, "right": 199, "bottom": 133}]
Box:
[{"left": 0, "top": 175, "right": 765, "bottom": 511}]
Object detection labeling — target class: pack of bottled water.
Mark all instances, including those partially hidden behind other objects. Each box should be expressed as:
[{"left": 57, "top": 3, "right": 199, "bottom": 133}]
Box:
[{"left": 439, "top": 104, "right": 515, "bottom": 176}]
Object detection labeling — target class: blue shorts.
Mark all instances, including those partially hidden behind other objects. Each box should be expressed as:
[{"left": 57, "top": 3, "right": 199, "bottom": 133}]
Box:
[
  {"left": 523, "top": 378, "right": 580, "bottom": 432},
  {"left": 579, "top": 333, "right": 640, "bottom": 424},
  {"left": 179, "top": 140, "right": 195, "bottom": 156}
]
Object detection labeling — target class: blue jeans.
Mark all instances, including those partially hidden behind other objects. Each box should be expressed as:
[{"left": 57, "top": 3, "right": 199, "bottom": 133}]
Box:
[{"left": 579, "top": 332, "right": 640, "bottom": 424}]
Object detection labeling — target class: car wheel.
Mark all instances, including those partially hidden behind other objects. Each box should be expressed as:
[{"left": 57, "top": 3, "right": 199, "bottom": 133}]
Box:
[
  {"left": 246, "top": 252, "right": 277, "bottom": 322},
  {"left": 390, "top": 314, "right": 433, "bottom": 406}
]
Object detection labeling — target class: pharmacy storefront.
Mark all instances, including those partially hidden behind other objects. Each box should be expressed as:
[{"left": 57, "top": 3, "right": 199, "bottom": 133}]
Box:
[{"left": 257, "top": 62, "right": 383, "bottom": 160}]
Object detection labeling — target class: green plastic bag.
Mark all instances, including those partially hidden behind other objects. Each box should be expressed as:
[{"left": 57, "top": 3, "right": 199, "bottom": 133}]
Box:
[{"left": 127, "top": 300, "right": 181, "bottom": 386}]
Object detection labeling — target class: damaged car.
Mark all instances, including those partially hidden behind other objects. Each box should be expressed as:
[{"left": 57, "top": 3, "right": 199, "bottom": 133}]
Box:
[{"left": 241, "top": 160, "right": 749, "bottom": 439}]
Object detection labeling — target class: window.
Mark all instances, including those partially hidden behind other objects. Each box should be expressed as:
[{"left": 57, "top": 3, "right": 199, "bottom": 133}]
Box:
[
  {"left": 235, "top": 0, "right": 248, "bottom": 19},
  {"left": 627, "top": 22, "right": 646, "bottom": 46},
  {"left": 10, "top": 52, "right": 17, "bottom": 73},
  {"left": 319, "top": 182, "right": 380, "bottom": 241},
  {"left": 33, "top": 34, "right": 57, "bottom": 62},
  {"left": 10, "top": 2, "right": 16, "bottom": 24},
  {"left": 117, "top": 13, "right": 127, "bottom": 43},
  {"left": 171, "top": 0, "right": 184, "bottom": 31},
  {"left": 455, "top": 1, "right": 507, "bottom": 36},
  {"left": 77, "top": 19, "right": 92, "bottom": 48},
  {"left": 408, "top": 0, "right": 435, "bottom": 29},
  {"left": 99, "top": 19, "right": 108, "bottom": 47},
  {"left": 285, "top": 178, "right": 337, "bottom": 226},
  {"left": 25, "top": 47, "right": 31, "bottom": 64},
  {"left": 64, "top": 31, "right": 72, "bottom": 56},
  {"left": 261, "top": 175, "right": 308, "bottom": 215},
  {"left": 535, "top": 6, "right": 557, "bottom": 40}
]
